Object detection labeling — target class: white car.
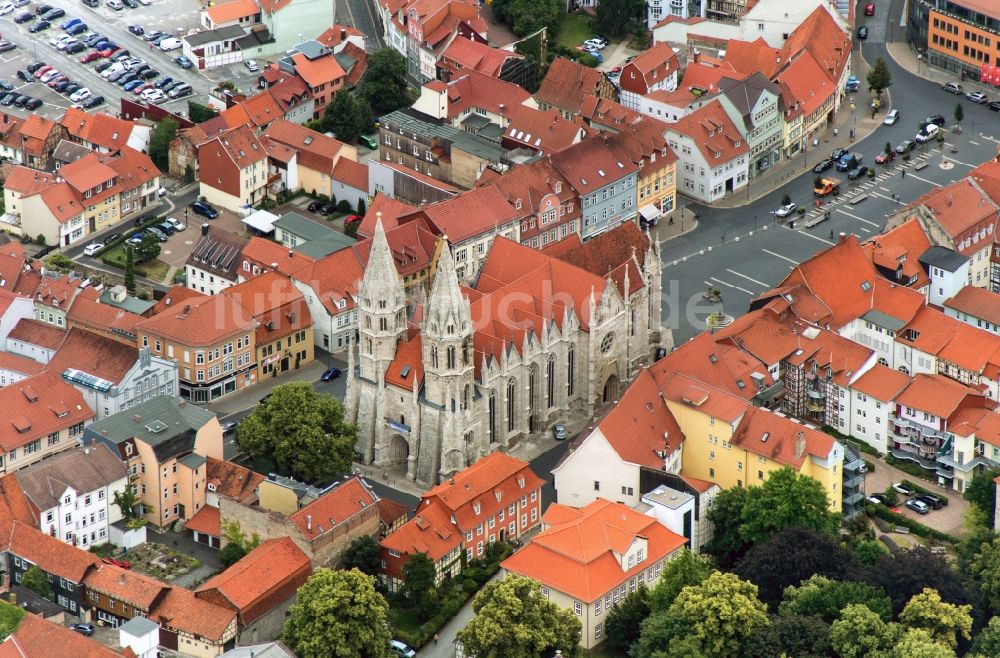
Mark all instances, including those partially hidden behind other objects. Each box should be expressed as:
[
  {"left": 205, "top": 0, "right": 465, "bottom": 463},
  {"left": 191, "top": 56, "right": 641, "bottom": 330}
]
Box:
[
  {"left": 141, "top": 88, "right": 166, "bottom": 103},
  {"left": 244, "top": 59, "right": 259, "bottom": 72},
  {"left": 915, "top": 123, "right": 939, "bottom": 143},
  {"left": 158, "top": 37, "right": 182, "bottom": 51},
  {"left": 883, "top": 108, "right": 899, "bottom": 125},
  {"left": 583, "top": 38, "right": 606, "bottom": 50},
  {"left": 0, "top": 3, "right": 16, "bottom": 15},
  {"left": 57, "top": 39, "right": 80, "bottom": 51},
  {"left": 774, "top": 202, "right": 797, "bottom": 218},
  {"left": 106, "top": 0, "right": 123, "bottom": 9},
  {"left": 39, "top": 69, "right": 61, "bottom": 83},
  {"left": 164, "top": 217, "right": 185, "bottom": 231},
  {"left": 50, "top": 34, "right": 73, "bottom": 47},
  {"left": 69, "top": 88, "right": 91, "bottom": 103},
  {"left": 138, "top": 0, "right": 151, "bottom": 4},
  {"left": 966, "top": 91, "right": 988, "bottom": 104},
  {"left": 82, "top": 243, "right": 103, "bottom": 256}
]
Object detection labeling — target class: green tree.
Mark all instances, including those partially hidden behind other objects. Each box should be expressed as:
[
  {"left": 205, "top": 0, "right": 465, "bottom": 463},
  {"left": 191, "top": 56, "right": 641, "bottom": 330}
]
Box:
[
  {"left": 829, "top": 603, "right": 901, "bottom": 658},
  {"left": 704, "top": 485, "right": 750, "bottom": 567},
  {"left": 123, "top": 246, "right": 136, "bottom": 295},
  {"left": 739, "top": 467, "right": 839, "bottom": 545},
  {"left": 188, "top": 101, "right": 219, "bottom": 123},
  {"left": 965, "top": 468, "right": 1000, "bottom": 525},
  {"left": 648, "top": 547, "right": 713, "bottom": 611},
  {"left": 358, "top": 49, "right": 410, "bottom": 116},
  {"left": 21, "top": 566, "right": 51, "bottom": 599},
  {"left": 632, "top": 609, "right": 694, "bottom": 658},
  {"left": 604, "top": 587, "right": 649, "bottom": 654},
  {"left": 457, "top": 575, "right": 582, "bottom": 658},
  {"left": 893, "top": 628, "right": 956, "bottom": 658},
  {"left": 594, "top": 0, "right": 645, "bottom": 37},
  {"left": 134, "top": 233, "right": 161, "bottom": 263},
  {"left": 780, "top": 574, "right": 892, "bottom": 623},
  {"left": 342, "top": 535, "right": 382, "bottom": 577},
  {"left": 113, "top": 485, "right": 140, "bottom": 520},
  {"left": 401, "top": 552, "right": 437, "bottom": 619},
  {"left": 235, "top": 382, "right": 356, "bottom": 482},
  {"left": 0, "top": 601, "right": 25, "bottom": 641},
  {"left": 219, "top": 520, "right": 261, "bottom": 567},
  {"left": 148, "top": 118, "right": 178, "bottom": 170},
  {"left": 490, "top": 0, "right": 562, "bottom": 37},
  {"left": 954, "top": 102, "right": 965, "bottom": 125},
  {"left": 854, "top": 539, "right": 888, "bottom": 566},
  {"left": 664, "top": 572, "right": 770, "bottom": 658},
  {"left": 324, "top": 90, "right": 367, "bottom": 144},
  {"left": 970, "top": 535, "right": 1000, "bottom": 614},
  {"left": 972, "top": 616, "right": 1000, "bottom": 655},
  {"left": 357, "top": 198, "right": 366, "bottom": 215},
  {"left": 781, "top": 193, "right": 792, "bottom": 206},
  {"left": 899, "top": 587, "right": 972, "bottom": 648},
  {"left": 281, "top": 568, "right": 391, "bottom": 658},
  {"left": 745, "top": 613, "right": 831, "bottom": 658},
  {"left": 866, "top": 57, "right": 892, "bottom": 96}
]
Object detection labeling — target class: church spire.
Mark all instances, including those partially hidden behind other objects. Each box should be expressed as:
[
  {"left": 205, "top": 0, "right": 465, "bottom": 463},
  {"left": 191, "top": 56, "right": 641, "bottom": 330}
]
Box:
[
  {"left": 361, "top": 214, "right": 404, "bottom": 305},
  {"left": 425, "top": 237, "right": 469, "bottom": 334}
]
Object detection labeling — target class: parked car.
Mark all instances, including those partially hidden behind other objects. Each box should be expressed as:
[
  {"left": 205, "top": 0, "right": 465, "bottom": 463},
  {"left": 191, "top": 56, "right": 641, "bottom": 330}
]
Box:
[
  {"left": 11, "top": 95, "right": 27, "bottom": 107},
  {"left": 321, "top": 367, "right": 342, "bottom": 381},
  {"left": 552, "top": 423, "right": 568, "bottom": 440},
  {"left": 0, "top": 41, "right": 15, "bottom": 54},
  {"left": 221, "top": 421, "right": 238, "bottom": 434},
  {"left": 883, "top": 108, "right": 899, "bottom": 125},
  {"left": 128, "top": 24, "right": 144, "bottom": 36},
  {"left": 174, "top": 54, "right": 193, "bottom": 68},
  {"left": 942, "top": 81, "right": 963, "bottom": 94},
  {"left": 34, "top": 3, "right": 52, "bottom": 13},
  {"left": 319, "top": 202, "right": 336, "bottom": 215},
  {"left": 0, "top": 80, "right": 12, "bottom": 91},
  {"left": 774, "top": 202, "right": 797, "bottom": 218},
  {"left": 12, "top": 11, "right": 32, "bottom": 23},
  {"left": 66, "top": 23, "right": 87, "bottom": 36},
  {"left": 307, "top": 201, "right": 323, "bottom": 213},
  {"left": 15, "top": 70, "right": 33, "bottom": 83},
  {"left": 191, "top": 200, "right": 218, "bottom": 219},
  {"left": 39, "top": 68, "right": 60, "bottom": 83},
  {"left": 0, "top": 93, "right": 15, "bottom": 106},
  {"left": 830, "top": 148, "right": 848, "bottom": 161},
  {"left": 122, "top": 79, "right": 143, "bottom": 92},
  {"left": 28, "top": 21, "right": 51, "bottom": 33},
  {"left": 875, "top": 150, "right": 895, "bottom": 164},
  {"left": 359, "top": 134, "right": 377, "bottom": 150},
  {"left": 389, "top": 640, "right": 417, "bottom": 658},
  {"left": 154, "top": 75, "right": 173, "bottom": 88},
  {"left": 916, "top": 492, "right": 945, "bottom": 509},
  {"left": 163, "top": 217, "right": 185, "bottom": 232},
  {"left": 967, "top": 91, "right": 989, "bottom": 104},
  {"left": 158, "top": 37, "right": 182, "bottom": 51},
  {"left": 60, "top": 16, "right": 82, "bottom": 29},
  {"left": 244, "top": 58, "right": 259, "bottom": 72},
  {"left": 836, "top": 152, "right": 862, "bottom": 171},
  {"left": 143, "top": 30, "right": 164, "bottom": 41},
  {"left": 83, "top": 95, "right": 104, "bottom": 108},
  {"left": 905, "top": 498, "right": 930, "bottom": 514},
  {"left": 82, "top": 242, "right": 103, "bottom": 256},
  {"left": 864, "top": 3, "right": 875, "bottom": 15},
  {"left": 925, "top": 114, "right": 946, "bottom": 126},
  {"left": 145, "top": 226, "right": 167, "bottom": 242},
  {"left": 69, "top": 623, "right": 95, "bottom": 636},
  {"left": 867, "top": 493, "right": 888, "bottom": 505},
  {"left": 167, "top": 82, "right": 191, "bottom": 98},
  {"left": 0, "top": 3, "right": 15, "bottom": 15},
  {"left": 106, "top": 0, "right": 123, "bottom": 9},
  {"left": 142, "top": 88, "right": 165, "bottom": 103},
  {"left": 895, "top": 139, "right": 915, "bottom": 154},
  {"left": 988, "top": 101, "right": 1000, "bottom": 112},
  {"left": 847, "top": 165, "right": 869, "bottom": 180},
  {"left": 69, "top": 87, "right": 91, "bottom": 103},
  {"left": 915, "top": 124, "right": 939, "bottom": 143},
  {"left": 64, "top": 83, "right": 81, "bottom": 95},
  {"left": 857, "top": 26, "right": 868, "bottom": 40},
  {"left": 892, "top": 482, "right": 915, "bottom": 496},
  {"left": 155, "top": 221, "right": 175, "bottom": 235},
  {"left": 101, "top": 557, "right": 131, "bottom": 569},
  {"left": 123, "top": 0, "right": 137, "bottom": 7},
  {"left": 138, "top": 68, "right": 159, "bottom": 80}
]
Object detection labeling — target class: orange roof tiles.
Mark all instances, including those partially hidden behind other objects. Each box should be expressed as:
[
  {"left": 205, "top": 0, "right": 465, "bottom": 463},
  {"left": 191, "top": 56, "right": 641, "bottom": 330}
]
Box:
[
  {"left": 291, "top": 52, "right": 346, "bottom": 89},
  {"left": 910, "top": 177, "right": 998, "bottom": 245},
  {"left": 356, "top": 194, "right": 416, "bottom": 238},
  {"left": 195, "top": 537, "right": 311, "bottom": 624},
  {"left": 8, "top": 520, "right": 99, "bottom": 582},
  {"left": 897, "top": 305, "right": 1000, "bottom": 375},
  {"left": 59, "top": 108, "right": 134, "bottom": 152},
  {"left": 659, "top": 371, "right": 749, "bottom": 423},
  {"left": 862, "top": 218, "right": 932, "bottom": 289},
  {"left": 183, "top": 504, "right": 221, "bottom": 537},
  {"left": 579, "top": 94, "right": 647, "bottom": 131},
  {"left": 332, "top": 157, "right": 368, "bottom": 191},
  {"left": 619, "top": 42, "right": 680, "bottom": 95},
  {"left": 203, "top": 125, "right": 267, "bottom": 170},
  {"left": 782, "top": 5, "right": 851, "bottom": 85},
  {"left": 0, "top": 474, "right": 38, "bottom": 526},
  {"left": 59, "top": 153, "right": 119, "bottom": 194},
  {"left": 412, "top": 185, "right": 521, "bottom": 243},
  {"left": 46, "top": 327, "right": 140, "bottom": 384},
  {"left": 501, "top": 499, "right": 686, "bottom": 602},
  {"left": 149, "top": 587, "right": 236, "bottom": 642},
  {"left": 38, "top": 184, "right": 84, "bottom": 223},
  {"left": 66, "top": 290, "right": 143, "bottom": 338},
  {"left": 547, "top": 220, "right": 650, "bottom": 298},
  {"left": 945, "top": 286, "right": 1000, "bottom": 327},
  {"left": 205, "top": 457, "right": 265, "bottom": 505},
  {"left": 288, "top": 476, "right": 378, "bottom": 541},
  {"left": 896, "top": 373, "right": 985, "bottom": 419},
  {"left": 536, "top": 58, "right": 613, "bottom": 115},
  {"left": 18, "top": 114, "right": 57, "bottom": 142},
  {"left": 774, "top": 53, "right": 836, "bottom": 118},
  {"left": 668, "top": 100, "right": 748, "bottom": 167},
  {"left": 0, "top": 372, "right": 92, "bottom": 453},
  {"left": 381, "top": 495, "right": 462, "bottom": 561},
  {"left": 384, "top": 333, "right": 423, "bottom": 391},
  {"left": 731, "top": 406, "right": 836, "bottom": 468},
  {"left": 441, "top": 36, "right": 519, "bottom": 78},
  {"left": 549, "top": 135, "right": 639, "bottom": 195},
  {"left": 4, "top": 166, "right": 57, "bottom": 195},
  {"left": 503, "top": 105, "right": 592, "bottom": 154},
  {"left": 651, "top": 332, "right": 774, "bottom": 400},
  {"left": 107, "top": 146, "right": 160, "bottom": 191},
  {"left": 151, "top": 285, "right": 206, "bottom": 315},
  {"left": 440, "top": 70, "right": 532, "bottom": 119},
  {"left": 675, "top": 61, "right": 741, "bottom": 96},
  {"left": 0, "top": 611, "right": 126, "bottom": 658},
  {"left": 265, "top": 119, "right": 348, "bottom": 175},
  {"left": 316, "top": 24, "right": 366, "bottom": 48},
  {"left": 852, "top": 364, "right": 911, "bottom": 402},
  {"left": 0, "top": 351, "right": 43, "bottom": 377},
  {"left": 8, "top": 318, "right": 66, "bottom": 350},
  {"left": 596, "top": 368, "right": 683, "bottom": 468},
  {"left": 83, "top": 563, "right": 167, "bottom": 610},
  {"left": 136, "top": 293, "right": 255, "bottom": 347},
  {"left": 241, "top": 236, "right": 316, "bottom": 278},
  {"left": 205, "top": 0, "right": 259, "bottom": 24},
  {"left": 723, "top": 38, "right": 788, "bottom": 78}
]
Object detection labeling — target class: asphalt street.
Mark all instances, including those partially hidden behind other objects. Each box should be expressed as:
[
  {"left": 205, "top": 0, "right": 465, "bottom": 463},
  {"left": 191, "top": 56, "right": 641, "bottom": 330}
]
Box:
[
  {"left": 336, "top": 0, "right": 383, "bottom": 51},
  {"left": 663, "top": 22, "right": 1000, "bottom": 343}
]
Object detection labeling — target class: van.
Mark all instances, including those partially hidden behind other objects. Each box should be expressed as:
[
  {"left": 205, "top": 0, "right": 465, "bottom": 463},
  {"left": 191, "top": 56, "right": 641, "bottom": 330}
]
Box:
[
  {"left": 915, "top": 123, "right": 939, "bottom": 143},
  {"left": 158, "top": 37, "right": 182, "bottom": 51}
]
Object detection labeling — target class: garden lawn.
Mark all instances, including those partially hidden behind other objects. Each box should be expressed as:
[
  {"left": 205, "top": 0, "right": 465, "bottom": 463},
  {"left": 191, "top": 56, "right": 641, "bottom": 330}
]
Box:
[
  {"left": 136, "top": 259, "right": 170, "bottom": 282},
  {"left": 556, "top": 12, "right": 592, "bottom": 52},
  {"left": 388, "top": 607, "right": 422, "bottom": 637}
]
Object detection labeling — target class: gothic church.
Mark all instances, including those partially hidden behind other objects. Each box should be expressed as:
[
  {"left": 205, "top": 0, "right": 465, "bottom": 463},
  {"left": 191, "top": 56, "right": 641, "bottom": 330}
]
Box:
[{"left": 346, "top": 219, "right": 666, "bottom": 486}]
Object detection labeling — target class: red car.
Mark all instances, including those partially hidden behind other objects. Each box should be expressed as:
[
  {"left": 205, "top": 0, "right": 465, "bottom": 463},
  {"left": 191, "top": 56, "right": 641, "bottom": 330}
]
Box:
[
  {"left": 98, "top": 47, "right": 115, "bottom": 58},
  {"left": 79, "top": 51, "right": 102, "bottom": 63},
  {"left": 33, "top": 65, "right": 52, "bottom": 79},
  {"left": 101, "top": 557, "right": 132, "bottom": 569},
  {"left": 345, "top": 214, "right": 362, "bottom": 223},
  {"left": 133, "top": 83, "right": 152, "bottom": 95},
  {"left": 864, "top": 3, "right": 875, "bottom": 15},
  {"left": 875, "top": 150, "right": 895, "bottom": 164}
]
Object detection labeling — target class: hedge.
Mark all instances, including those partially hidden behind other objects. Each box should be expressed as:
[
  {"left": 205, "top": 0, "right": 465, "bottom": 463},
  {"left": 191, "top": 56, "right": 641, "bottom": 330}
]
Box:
[
  {"left": 884, "top": 454, "right": 937, "bottom": 482},
  {"left": 865, "top": 504, "right": 959, "bottom": 545},
  {"left": 900, "top": 479, "right": 949, "bottom": 505}
]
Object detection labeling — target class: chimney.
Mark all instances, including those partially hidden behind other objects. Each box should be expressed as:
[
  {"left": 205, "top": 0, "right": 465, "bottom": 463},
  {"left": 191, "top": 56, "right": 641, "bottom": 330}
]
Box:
[
  {"left": 288, "top": 249, "right": 293, "bottom": 258},
  {"left": 839, "top": 232, "right": 848, "bottom": 243},
  {"left": 340, "top": 27, "right": 346, "bottom": 40},
  {"left": 306, "top": 515, "right": 312, "bottom": 531},
  {"left": 201, "top": 222, "right": 209, "bottom": 236},
  {"left": 795, "top": 431, "right": 806, "bottom": 459},
  {"left": 692, "top": 50, "right": 700, "bottom": 64}
]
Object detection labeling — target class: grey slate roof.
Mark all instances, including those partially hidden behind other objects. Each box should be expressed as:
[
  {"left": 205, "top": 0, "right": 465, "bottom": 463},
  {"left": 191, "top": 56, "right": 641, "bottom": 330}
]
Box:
[
  {"left": 178, "top": 452, "right": 207, "bottom": 469},
  {"left": 84, "top": 395, "right": 215, "bottom": 461},
  {"left": 185, "top": 25, "right": 248, "bottom": 48},
  {"left": 918, "top": 245, "right": 969, "bottom": 272},
  {"left": 717, "top": 73, "right": 781, "bottom": 131},
  {"left": 186, "top": 225, "right": 249, "bottom": 282},
  {"left": 15, "top": 443, "right": 127, "bottom": 512},
  {"left": 274, "top": 212, "right": 343, "bottom": 242},
  {"left": 119, "top": 616, "right": 159, "bottom": 637}
]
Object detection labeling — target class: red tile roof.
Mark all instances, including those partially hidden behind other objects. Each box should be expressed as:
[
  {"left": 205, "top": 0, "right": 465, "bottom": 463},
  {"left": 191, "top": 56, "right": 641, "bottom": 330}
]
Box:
[
  {"left": 439, "top": 70, "right": 532, "bottom": 119},
  {"left": 380, "top": 496, "right": 462, "bottom": 561},
  {"left": 290, "top": 52, "right": 346, "bottom": 89},
  {"left": 410, "top": 185, "right": 521, "bottom": 243},
  {"left": 549, "top": 135, "right": 639, "bottom": 195},
  {"left": 619, "top": 42, "right": 680, "bottom": 95},
  {"left": 265, "top": 119, "right": 348, "bottom": 175},
  {"left": 8, "top": 520, "right": 99, "bottom": 582},
  {"left": 852, "top": 364, "right": 911, "bottom": 402},
  {"left": 195, "top": 537, "right": 311, "bottom": 624},
  {"left": 668, "top": 100, "right": 748, "bottom": 167},
  {"left": 45, "top": 327, "right": 140, "bottom": 384},
  {"left": 241, "top": 236, "right": 316, "bottom": 278},
  {"left": 0, "top": 611, "right": 127, "bottom": 658},
  {"left": 503, "top": 105, "right": 592, "bottom": 154},
  {"left": 0, "top": 352, "right": 44, "bottom": 378},
  {"left": 650, "top": 332, "right": 774, "bottom": 400},
  {"left": 136, "top": 293, "right": 255, "bottom": 347},
  {"left": 205, "top": 0, "right": 259, "bottom": 24},
  {"left": 332, "top": 157, "right": 368, "bottom": 191},
  {"left": 0, "top": 475, "right": 38, "bottom": 526},
  {"left": 3, "top": 166, "right": 57, "bottom": 195},
  {"left": 596, "top": 368, "right": 684, "bottom": 467},
  {"left": 356, "top": 194, "right": 416, "bottom": 238},
  {"left": 578, "top": 95, "right": 647, "bottom": 132},
  {"left": 316, "top": 24, "right": 366, "bottom": 49},
  {"left": 0, "top": 372, "right": 92, "bottom": 453},
  {"left": 59, "top": 108, "right": 135, "bottom": 152},
  {"left": 944, "top": 286, "right": 1000, "bottom": 328},
  {"left": 658, "top": 371, "right": 749, "bottom": 423},
  {"left": 8, "top": 318, "right": 66, "bottom": 350},
  {"left": 83, "top": 563, "right": 167, "bottom": 611},
  {"left": 723, "top": 38, "right": 788, "bottom": 78},
  {"left": 862, "top": 218, "right": 932, "bottom": 289},
  {"left": 149, "top": 587, "right": 236, "bottom": 642},
  {"left": 501, "top": 499, "right": 686, "bottom": 602},
  {"left": 205, "top": 457, "right": 265, "bottom": 505},
  {"left": 674, "top": 61, "right": 742, "bottom": 97},
  {"left": 151, "top": 285, "right": 207, "bottom": 315},
  {"left": 65, "top": 294, "right": 142, "bottom": 339},
  {"left": 895, "top": 373, "right": 985, "bottom": 419},
  {"left": 731, "top": 406, "right": 836, "bottom": 468},
  {"left": 908, "top": 177, "right": 998, "bottom": 246},
  {"left": 384, "top": 333, "right": 423, "bottom": 391},
  {"left": 58, "top": 153, "right": 119, "bottom": 196},
  {"left": 545, "top": 220, "right": 651, "bottom": 298},
  {"left": 774, "top": 52, "right": 836, "bottom": 118},
  {"left": 288, "top": 476, "right": 378, "bottom": 541},
  {"left": 440, "top": 36, "right": 519, "bottom": 78},
  {"left": 183, "top": 504, "right": 220, "bottom": 537},
  {"left": 782, "top": 5, "right": 851, "bottom": 85}
]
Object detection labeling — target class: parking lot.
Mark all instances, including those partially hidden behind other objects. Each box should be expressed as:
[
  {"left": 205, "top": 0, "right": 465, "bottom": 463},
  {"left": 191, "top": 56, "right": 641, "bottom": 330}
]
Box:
[{"left": 0, "top": 0, "right": 214, "bottom": 120}]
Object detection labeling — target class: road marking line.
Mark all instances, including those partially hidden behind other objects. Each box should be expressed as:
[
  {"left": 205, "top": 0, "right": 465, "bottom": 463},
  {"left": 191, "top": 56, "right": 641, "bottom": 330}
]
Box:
[
  {"left": 762, "top": 248, "right": 798, "bottom": 264},
  {"left": 905, "top": 171, "right": 942, "bottom": 187},
  {"left": 970, "top": 140, "right": 981, "bottom": 146},
  {"left": 726, "top": 269, "right": 768, "bottom": 287},
  {"left": 879, "top": 186, "right": 891, "bottom": 192},
  {"left": 709, "top": 276, "right": 753, "bottom": 295},
  {"left": 981, "top": 135, "right": 1000, "bottom": 144},
  {"left": 943, "top": 156, "right": 978, "bottom": 168},
  {"left": 858, "top": 227, "right": 872, "bottom": 233},
  {"left": 797, "top": 231, "right": 835, "bottom": 246},
  {"left": 834, "top": 208, "right": 880, "bottom": 227}
]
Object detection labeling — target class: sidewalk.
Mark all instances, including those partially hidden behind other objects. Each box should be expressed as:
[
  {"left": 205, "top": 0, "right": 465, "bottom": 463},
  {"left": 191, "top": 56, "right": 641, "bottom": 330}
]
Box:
[
  {"left": 206, "top": 359, "right": 328, "bottom": 417},
  {"left": 711, "top": 47, "right": 882, "bottom": 209},
  {"left": 649, "top": 207, "right": 699, "bottom": 243},
  {"left": 885, "top": 41, "right": 995, "bottom": 96}
]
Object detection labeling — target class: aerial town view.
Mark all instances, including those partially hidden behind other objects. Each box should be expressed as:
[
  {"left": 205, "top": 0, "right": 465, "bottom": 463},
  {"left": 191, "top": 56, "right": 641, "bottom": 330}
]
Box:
[{"left": 0, "top": 0, "right": 998, "bottom": 655}]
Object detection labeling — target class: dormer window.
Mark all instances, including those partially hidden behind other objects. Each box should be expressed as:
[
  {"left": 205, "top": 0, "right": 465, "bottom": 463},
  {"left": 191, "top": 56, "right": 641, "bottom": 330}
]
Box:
[
  {"left": 495, "top": 491, "right": 502, "bottom": 502},
  {"left": 473, "top": 502, "right": 481, "bottom": 515},
  {"left": 517, "top": 475, "right": 525, "bottom": 488}
]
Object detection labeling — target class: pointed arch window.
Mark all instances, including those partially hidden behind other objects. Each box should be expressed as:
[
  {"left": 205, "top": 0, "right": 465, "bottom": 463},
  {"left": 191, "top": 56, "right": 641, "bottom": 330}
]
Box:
[
  {"left": 447, "top": 346, "right": 456, "bottom": 369},
  {"left": 431, "top": 347, "right": 439, "bottom": 369},
  {"left": 463, "top": 385, "right": 469, "bottom": 410},
  {"left": 567, "top": 345, "right": 575, "bottom": 396},
  {"left": 489, "top": 390, "right": 497, "bottom": 443},
  {"left": 507, "top": 378, "right": 516, "bottom": 433},
  {"left": 462, "top": 339, "right": 469, "bottom": 365},
  {"left": 547, "top": 356, "right": 555, "bottom": 408}
]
